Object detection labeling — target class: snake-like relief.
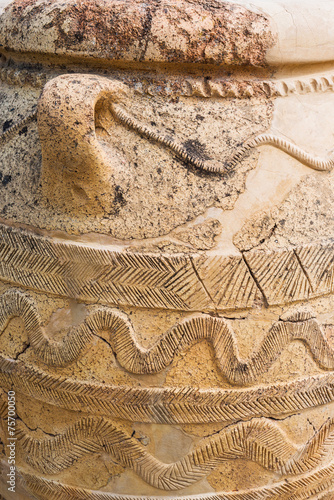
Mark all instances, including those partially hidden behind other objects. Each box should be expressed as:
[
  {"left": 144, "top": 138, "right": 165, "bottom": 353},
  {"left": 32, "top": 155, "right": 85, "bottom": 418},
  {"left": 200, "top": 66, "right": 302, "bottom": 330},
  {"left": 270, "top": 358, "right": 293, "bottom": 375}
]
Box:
[
  {"left": 0, "top": 111, "right": 37, "bottom": 146},
  {"left": 227, "top": 133, "right": 334, "bottom": 172},
  {"left": 1, "top": 97, "right": 333, "bottom": 175},
  {"left": 11, "top": 412, "right": 334, "bottom": 489},
  {"left": 112, "top": 102, "right": 334, "bottom": 173},
  {"left": 1, "top": 290, "right": 334, "bottom": 385},
  {"left": 110, "top": 104, "right": 223, "bottom": 173}
]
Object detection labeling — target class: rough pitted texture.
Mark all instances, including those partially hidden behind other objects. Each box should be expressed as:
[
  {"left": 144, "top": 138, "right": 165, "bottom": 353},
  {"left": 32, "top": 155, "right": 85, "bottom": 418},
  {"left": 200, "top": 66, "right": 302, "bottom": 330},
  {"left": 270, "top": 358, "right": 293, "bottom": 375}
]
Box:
[
  {"left": 0, "top": 0, "right": 276, "bottom": 66},
  {"left": 1, "top": 1, "right": 334, "bottom": 499},
  {"left": 234, "top": 172, "right": 334, "bottom": 252},
  {"left": 0, "top": 73, "right": 272, "bottom": 238}
]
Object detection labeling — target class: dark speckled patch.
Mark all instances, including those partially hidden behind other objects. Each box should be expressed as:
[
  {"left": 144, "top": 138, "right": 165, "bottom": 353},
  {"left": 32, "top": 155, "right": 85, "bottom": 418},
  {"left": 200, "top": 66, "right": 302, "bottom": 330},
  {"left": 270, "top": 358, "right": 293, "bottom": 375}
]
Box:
[{"left": 0, "top": 0, "right": 276, "bottom": 66}]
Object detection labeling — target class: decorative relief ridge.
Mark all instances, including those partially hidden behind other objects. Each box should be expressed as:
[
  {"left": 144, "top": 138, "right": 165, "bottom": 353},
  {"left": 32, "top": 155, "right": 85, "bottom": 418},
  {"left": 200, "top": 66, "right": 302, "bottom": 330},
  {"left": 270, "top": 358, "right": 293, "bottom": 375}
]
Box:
[
  {"left": 113, "top": 106, "right": 334, "bottom": 174},
  {"left": 1, "top": 109, "right": 333, "bottom": 179},
  {"left": 2, "top": 290, "right": 334, "bottom": 385},
  {"left": 171, "top": 73, "right": 334, "bottom": 99},
  {"left": 272, "top": 73, "right": 334, "bottom": 97},
  {"left": 112, "top": 104, "right": 221, "bottom": 173},
  {"left": 1, "top": 355, "right": 334, "bottom": 424},
  {"left": 20, "top": 464, "right": 334, "bottom": 500},
  {"left": 227, "top": 133, "right": 334, "bottom": 172},
  {"left": 2, "top": 66, "right": 334, "bottom": 99},
  {"left": 9, "top": 411, "right": 334, "bottom": 489},
  {"left": 0, "top": 111, "right": 37, "bottom": 146},
  {"left": 0, "top": 223, "right": 228, "bottom": 311},
  {"left": 1, "top": 225, "right": 334, "bottom": 311}
]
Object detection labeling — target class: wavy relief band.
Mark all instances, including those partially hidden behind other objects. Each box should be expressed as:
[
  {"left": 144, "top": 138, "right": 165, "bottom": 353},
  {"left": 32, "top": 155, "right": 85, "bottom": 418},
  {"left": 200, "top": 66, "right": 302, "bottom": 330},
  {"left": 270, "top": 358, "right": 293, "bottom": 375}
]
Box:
[
  {"left": 3, "top": 290, "right": 334, "bottom": 385},
  {"left": 12, "top": 413, "right": 334, "bottom": 488},
  {"left": 227, "top": 133, "right": 334, "bottom": 172},
  {"left": 8, "top": 86, "right": 331, "bottom": 176},
  {"left": 1, "top": 355, "right": 334, "bottom": 424},
  {"left": 0, "top": 289, "right": 93, "bottom": 367},
  {"left": 0, "top": 111, "right": 37, "bottom": 147},
  {"left": 20, "top": 463, "right": 334, "bottom": 500}
]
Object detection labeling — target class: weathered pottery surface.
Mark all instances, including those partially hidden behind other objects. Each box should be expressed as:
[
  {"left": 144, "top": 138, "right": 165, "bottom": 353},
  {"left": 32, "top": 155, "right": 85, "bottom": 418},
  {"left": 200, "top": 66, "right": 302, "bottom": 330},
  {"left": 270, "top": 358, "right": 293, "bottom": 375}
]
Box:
[{"left": 0, "top": 0, "right": 334, "bottom": 498}]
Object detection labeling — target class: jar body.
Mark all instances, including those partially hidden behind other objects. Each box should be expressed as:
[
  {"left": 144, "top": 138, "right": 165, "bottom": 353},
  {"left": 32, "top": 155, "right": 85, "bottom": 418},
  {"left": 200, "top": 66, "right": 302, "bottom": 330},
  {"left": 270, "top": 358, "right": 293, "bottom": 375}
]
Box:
[{"left": 0, "top": 1, "right": 334, "bottom": 498}]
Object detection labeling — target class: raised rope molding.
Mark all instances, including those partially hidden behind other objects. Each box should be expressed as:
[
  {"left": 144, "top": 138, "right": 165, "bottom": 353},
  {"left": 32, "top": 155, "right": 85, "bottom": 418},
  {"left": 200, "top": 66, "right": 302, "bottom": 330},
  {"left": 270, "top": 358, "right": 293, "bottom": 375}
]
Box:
[
  {"left": 1, "top": 355, "right": 334, "bottom": 424},
  {"left": 1, "top": 290, "right": 334, "bottom": 385},
  {"left": 2, "top": 66, "right": 334, "bottom": 99}
]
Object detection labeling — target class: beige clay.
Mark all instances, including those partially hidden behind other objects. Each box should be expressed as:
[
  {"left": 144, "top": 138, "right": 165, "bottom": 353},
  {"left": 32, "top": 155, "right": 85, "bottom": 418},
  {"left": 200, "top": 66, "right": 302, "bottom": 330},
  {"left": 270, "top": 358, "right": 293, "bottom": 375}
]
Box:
[{"left": 0, "top": 0, "right": 334, "bottom": 499}]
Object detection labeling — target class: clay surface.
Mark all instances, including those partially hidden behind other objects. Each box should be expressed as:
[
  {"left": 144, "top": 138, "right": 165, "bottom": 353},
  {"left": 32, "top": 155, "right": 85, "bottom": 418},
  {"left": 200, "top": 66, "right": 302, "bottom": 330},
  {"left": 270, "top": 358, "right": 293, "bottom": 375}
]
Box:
[
  {"left": 1, "top": 1, "right": 334, "bottom": 499},
  {"left": 0, "top": 0, "right": 275, "bottom": 65}
]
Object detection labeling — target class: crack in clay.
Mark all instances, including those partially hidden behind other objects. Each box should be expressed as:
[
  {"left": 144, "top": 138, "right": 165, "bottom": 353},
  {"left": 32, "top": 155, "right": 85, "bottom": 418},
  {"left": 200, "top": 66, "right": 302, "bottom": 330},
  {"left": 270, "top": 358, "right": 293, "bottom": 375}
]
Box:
[
  {"left": 242, "top": 253, "right": 269, "bottom": 307},
  {"left": 293, "top": 248, "right": 315, "bottom": 294},
  {"left": 13, "top": 342, "right": 30, "bottom": 361},
  {"left": 139, "top": 2, "right": 162, "bottom": 62},
  {"left": 236, "top": 223, "right": 278, "bottom": 253},
  {"left": 19, "top": 420, "right": 57, "bottom": 438},
  {"left": 190, "top": 256, "right": 217, "bottom": 312}
]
